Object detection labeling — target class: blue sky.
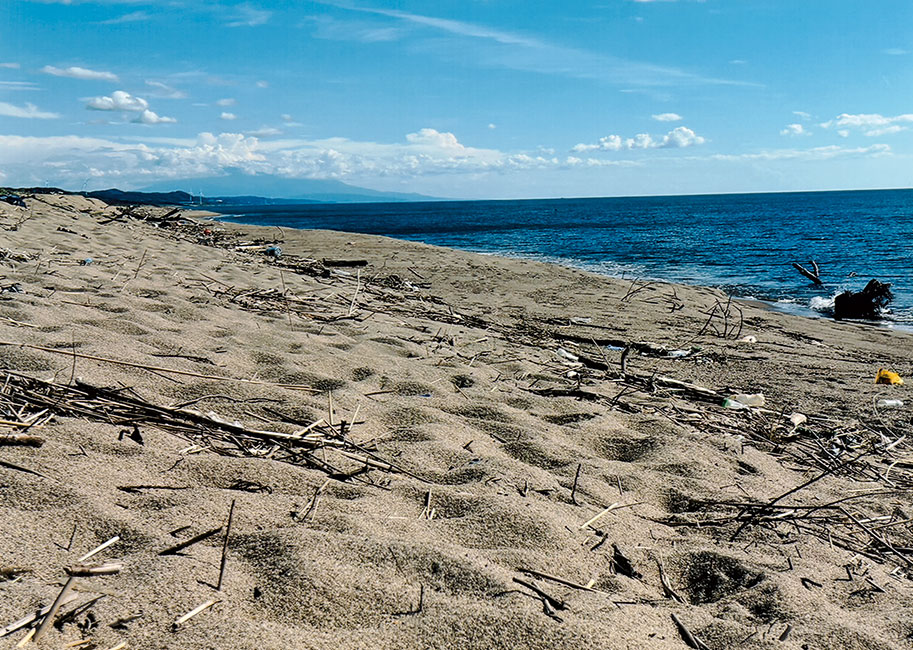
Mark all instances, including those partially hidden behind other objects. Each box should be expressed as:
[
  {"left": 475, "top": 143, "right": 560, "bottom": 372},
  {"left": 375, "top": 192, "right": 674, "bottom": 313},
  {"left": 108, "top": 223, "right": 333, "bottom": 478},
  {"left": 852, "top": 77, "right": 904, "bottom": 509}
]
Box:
[{"left": 0, "top": 0, "right": 911, "bottom": 199}]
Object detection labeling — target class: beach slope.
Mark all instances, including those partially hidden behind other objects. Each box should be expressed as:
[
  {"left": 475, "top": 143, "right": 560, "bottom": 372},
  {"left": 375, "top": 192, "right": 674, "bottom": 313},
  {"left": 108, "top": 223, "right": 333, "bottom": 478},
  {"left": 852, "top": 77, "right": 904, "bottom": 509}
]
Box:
[{"left": 0, "top": 193, "right": 911, "bottom": 649}]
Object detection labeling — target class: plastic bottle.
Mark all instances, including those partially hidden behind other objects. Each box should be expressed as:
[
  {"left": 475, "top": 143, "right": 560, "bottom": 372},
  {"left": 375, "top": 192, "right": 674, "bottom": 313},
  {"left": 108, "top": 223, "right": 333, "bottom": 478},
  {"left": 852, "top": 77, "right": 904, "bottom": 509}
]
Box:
[
  {"left": 722, "top": 393, "right": 766, "bottom": 409},
  {"left": 876, "top": 399, "right": 904, "bottom": 408}
]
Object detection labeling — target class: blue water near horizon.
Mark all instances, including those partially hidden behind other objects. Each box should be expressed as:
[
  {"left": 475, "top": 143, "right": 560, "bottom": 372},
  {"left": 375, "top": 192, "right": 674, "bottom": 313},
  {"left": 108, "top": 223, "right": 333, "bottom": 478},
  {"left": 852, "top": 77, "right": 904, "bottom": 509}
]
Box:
[{"left": 210, "top": 189, "right": 913, "bottom": 327}]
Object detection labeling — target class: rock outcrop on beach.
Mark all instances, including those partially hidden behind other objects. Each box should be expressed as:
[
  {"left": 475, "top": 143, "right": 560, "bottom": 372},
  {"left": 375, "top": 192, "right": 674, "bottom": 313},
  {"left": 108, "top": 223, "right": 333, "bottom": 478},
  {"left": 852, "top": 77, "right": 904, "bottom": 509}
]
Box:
[{"left": 1, "top": 192, "right": 911, "bottom": 649}]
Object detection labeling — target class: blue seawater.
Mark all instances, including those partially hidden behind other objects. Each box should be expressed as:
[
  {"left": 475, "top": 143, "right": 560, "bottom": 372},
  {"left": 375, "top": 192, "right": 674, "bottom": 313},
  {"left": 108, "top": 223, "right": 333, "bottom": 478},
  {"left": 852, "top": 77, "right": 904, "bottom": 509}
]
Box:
[{"left": 210, "top": 189, "right": 913, "bottom": 326}]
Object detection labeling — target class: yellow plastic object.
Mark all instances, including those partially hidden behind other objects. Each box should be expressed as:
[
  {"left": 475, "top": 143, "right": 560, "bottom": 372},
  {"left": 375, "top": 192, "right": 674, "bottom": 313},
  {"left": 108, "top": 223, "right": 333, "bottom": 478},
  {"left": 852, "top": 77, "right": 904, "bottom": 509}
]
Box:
[{"left": 875, "top": 368, "right": 904, "bottom": 385}]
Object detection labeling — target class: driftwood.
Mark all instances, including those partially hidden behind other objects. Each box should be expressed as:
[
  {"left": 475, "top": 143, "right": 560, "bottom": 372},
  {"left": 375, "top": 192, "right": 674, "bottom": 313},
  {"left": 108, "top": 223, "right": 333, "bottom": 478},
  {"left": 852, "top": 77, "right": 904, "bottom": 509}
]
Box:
[
  {"left": 834, "top": 279, "right": 893, "bottom": 320},
  {"left": 792, "top": 261, "right": 823, "bottom": 286}
]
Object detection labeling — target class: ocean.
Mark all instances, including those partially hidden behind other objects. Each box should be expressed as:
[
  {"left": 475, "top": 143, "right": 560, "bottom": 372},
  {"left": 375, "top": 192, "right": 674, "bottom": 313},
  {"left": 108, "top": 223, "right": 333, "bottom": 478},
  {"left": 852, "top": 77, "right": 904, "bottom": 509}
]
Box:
[{"left": 210, "top": 189, "right": 913, "bottom": 327}]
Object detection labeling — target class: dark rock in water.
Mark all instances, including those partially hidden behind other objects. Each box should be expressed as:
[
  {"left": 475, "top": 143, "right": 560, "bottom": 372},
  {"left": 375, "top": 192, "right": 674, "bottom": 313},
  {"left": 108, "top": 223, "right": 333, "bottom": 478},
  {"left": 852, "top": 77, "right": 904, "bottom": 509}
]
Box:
[{"left": 834, "top": 279, "right": 893, "bottom": 320}]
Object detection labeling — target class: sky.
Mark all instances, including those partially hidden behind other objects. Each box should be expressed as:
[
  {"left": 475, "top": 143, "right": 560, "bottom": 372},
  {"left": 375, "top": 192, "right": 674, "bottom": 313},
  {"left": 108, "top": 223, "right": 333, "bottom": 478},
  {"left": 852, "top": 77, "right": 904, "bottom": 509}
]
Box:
[{"left": 0, "top": 0, "right": 911, "bottom": 199}]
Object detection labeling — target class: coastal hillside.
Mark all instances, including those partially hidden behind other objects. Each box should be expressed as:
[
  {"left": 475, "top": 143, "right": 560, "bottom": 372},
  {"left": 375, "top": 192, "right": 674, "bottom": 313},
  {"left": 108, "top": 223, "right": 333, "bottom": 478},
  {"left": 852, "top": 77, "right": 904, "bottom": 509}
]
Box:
[{"left": 0, "top": 192, "right": 911, "bottom": 649}]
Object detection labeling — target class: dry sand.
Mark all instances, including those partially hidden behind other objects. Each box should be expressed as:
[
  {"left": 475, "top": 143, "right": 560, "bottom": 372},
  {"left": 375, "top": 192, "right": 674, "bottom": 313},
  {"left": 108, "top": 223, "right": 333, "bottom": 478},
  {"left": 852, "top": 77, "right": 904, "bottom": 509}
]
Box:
[{"left": 0, "top": 192, "right": 911, "bottom": 649}]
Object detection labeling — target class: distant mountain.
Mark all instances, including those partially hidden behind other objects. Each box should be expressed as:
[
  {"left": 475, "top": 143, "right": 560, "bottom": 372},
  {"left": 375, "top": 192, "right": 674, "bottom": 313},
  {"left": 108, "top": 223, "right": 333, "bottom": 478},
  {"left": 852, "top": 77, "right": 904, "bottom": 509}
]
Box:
[{"left": 139, "top": 170, "right": 439, "bottom": 203}]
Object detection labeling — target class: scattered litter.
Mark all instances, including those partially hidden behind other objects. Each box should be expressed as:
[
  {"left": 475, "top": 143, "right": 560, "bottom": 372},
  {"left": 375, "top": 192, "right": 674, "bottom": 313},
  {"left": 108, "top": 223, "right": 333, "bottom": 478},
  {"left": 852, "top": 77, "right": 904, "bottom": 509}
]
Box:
[
  {"left": 722, "top": 393, "right": 765, "bottom": 409},
  {"left": 876, "top": 399, "right": 904, "bottom": 408},
  {"left": 788, "top": 412, "right": 807, "bottom": 427},
  {"left": 875, "top": 369, "right": 903, "bottom": 385},
  {"left": 739, "top": 335, "right": 757, "bottom": 344},
  {"left": 556, "top": 347, "right": 579, "bottom": 363},
  {"left": 79, "top": 258, "right": 93, "bottom": 266},
  {"left": 264, "top": 246, "right": 282, "bottom": 259}
]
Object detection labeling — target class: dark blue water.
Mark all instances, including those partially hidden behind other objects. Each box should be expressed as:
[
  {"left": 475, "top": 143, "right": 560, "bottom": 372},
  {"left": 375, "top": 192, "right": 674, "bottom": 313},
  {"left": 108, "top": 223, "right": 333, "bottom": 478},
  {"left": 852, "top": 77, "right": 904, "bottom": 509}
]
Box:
[{"left": 210, "top": 189, "right": 913, "bottom": 325}]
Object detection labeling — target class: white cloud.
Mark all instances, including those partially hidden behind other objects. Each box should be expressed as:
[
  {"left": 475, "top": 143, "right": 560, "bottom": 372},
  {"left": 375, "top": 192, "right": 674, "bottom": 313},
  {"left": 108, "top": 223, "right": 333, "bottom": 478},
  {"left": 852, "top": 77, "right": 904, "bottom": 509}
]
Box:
[
  {"left": 246, "top": 127, "right": 282, "bottom": 137},
  {"left": 573, "top": 126, "right": 705, "bottom": 152},
  {"left": 707, "top": 144, "right": 891, "bottom": 162},
  {"left": 0, "top": 128, "right": 590, "bottom": 188},
  {"left": 345, "top": 6, "right": 756, "bottom": 88},
  {"left": 780, "top": 123, "right": 810, "bottom": 137},
  {"left": 133, "top": 109, "right": 176, "bottom": 124},
  {"left": 0, "top": 101, "right": 60, "bottom": 119},
  {"left": 220, "top": 112, "right": 237, "bottom": 120},
  {"left": 99, "top": 10, "right": 149, "bottom": 24},
  {"left": 145, "top": 80, "right": 186, "bottom": 99},
  {"left": 256, "top": 80, "right": 269, "bottom": 88},
  {"left": 882, "top": 48, "right": 908, "bottom": 56},
  {"left": 227, "top": 3, "right": 271, "bottom": 27},
  {"left": 0, "top": 81, "right": 39, "bottom": 91},
  {"left": 820, "top": 112, "right": 913, "bottom": 134},
  {"left": 792, "top": 110, "right": 811, "bottom": 120},
  {"left": 0, "top": 62, "right": 20, "bottom": 69},
  {"left": 864, "top": 125, "right": 906, "bottom": 137},
  {"left": 216, "top": 98, "right": 236, "bottom": 107},
  {"left": 837, "top": 129, "right": 850, "bottom": 138},
  {"left": 41, "top": 65, "right": 119, "bottom": 82},
  {"left": 652, "top": 112, "right": 682, "bottom": 122},
  {"left": 86, "top": 90, "right": 149, "bottom": 111},
  {"left": 488, "top": 123, "right": 496, "bottom": 129}
]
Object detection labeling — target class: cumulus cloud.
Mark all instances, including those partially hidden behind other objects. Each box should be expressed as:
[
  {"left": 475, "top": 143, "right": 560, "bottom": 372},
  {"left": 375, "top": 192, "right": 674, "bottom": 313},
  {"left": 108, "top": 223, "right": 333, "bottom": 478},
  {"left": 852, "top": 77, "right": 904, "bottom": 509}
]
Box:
[
  {"left": 216, "top": 98, "right": 236, "bottom": 107},
  {"left": 42, "top": 65, "right": 119, "bottom": 82},
  {"left": 0, "top": 128, "right": 585, "bottom": 188},
  {"left": 0, "top": 101, "right": 60, "bottom": 119},
  {"left": 572, "top": 126, "right": 705, "bottom": 152},
  {"left": 220, "top": 112, "right": 237, "bottom": 120},
  {"left": 820, "top": 112, "right": 913, "bottom": 136},
  {"left": 86, "top": 90, "right": 149, "bottom": 111},
  {"left": 652, "top": 112, "right": 682, "bottom": 122},
  {"left": 780, "top": 123, "right": 810, "bottom": 137},
  {"left": 133, "top": 109, "right": 176, "bottom": 124},
  {"left": 0, "top": 62, "right": 20, "bottom": 69},
  {"left": 792, "top": 110, "right": 811, "bottom": 120}
]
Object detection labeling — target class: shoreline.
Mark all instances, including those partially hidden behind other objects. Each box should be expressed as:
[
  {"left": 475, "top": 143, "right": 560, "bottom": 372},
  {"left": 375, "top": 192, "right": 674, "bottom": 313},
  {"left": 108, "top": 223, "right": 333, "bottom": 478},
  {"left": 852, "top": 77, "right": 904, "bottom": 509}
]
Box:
[
  {"left": 1, "top": 193, "right": 912, "bottom": 649},
  {"left": 211, "top": 212, "right": 911, "bottom": 333}
]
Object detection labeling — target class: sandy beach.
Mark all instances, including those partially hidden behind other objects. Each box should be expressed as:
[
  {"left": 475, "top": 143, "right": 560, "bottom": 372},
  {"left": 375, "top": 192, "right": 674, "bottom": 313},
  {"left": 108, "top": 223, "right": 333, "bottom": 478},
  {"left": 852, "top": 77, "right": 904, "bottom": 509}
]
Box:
[{"left": 1, "top": 191, "right": 911, "bottom": 649}]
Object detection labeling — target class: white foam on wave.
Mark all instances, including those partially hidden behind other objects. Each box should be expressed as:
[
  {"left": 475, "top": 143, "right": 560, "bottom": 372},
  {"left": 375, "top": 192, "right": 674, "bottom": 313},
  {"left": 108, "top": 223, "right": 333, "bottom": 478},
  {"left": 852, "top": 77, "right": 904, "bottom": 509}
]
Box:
[{"left": 809, "top": 295, "right": 836, "bottom": 313}]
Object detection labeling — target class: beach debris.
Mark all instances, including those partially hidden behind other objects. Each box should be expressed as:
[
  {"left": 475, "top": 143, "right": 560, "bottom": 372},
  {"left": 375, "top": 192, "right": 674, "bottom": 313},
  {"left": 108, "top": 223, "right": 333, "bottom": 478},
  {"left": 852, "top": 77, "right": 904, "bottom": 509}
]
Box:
[
  {"left": 670, "top": 613, "right": 710, "bottom": 650},
  {"left": 722, "top": 393, "right": 765, "bottom": 409},
  {"left": 0, "top": 194, "right": 27, "bottom": 208},
  {"left": 172, "top": 599, "right": 219, "bottom": 631},
  {"left": 79, "top": 257, "right": 93, "bottom": 266},
  {"left": 264, "top": 245, "right": 282, "bottom": 259},
  {"left": 159, "top": 526, "right": 223, "bottom": 556},
  {"left": 695, "top": 295, "right": 743, "bottom": 340},
  {"left": 517, "top": 567, "right": 597, "bottom": 593},
  {"left": 0, "top": 434, "right": 44, "bottom": 447},
  {"left": 787, "top": 412, "right": 807, "bottom": 427},
  {"left": 322, "top": 258, "right": 368, "bottom": 267},
  {"left": 876, "top": 398, "right": 904, "bottom": 408},
  {"left": 66, "top": 562, "right": 123, "bottom": 577},
  {"left": 792, "top": 260, "right": 824, "bottom": 286},
  {"left": 32, "top": 575, "right": 77, "bottom": 643},
  {"left": 875, "top": 368, "right": 903, "bottom": 385},
  {"left": 738, "top": 334, "right": 757, "bottom": 343},
  {"left": 834, "top": 279, "right": 893, "bottom": 320},
  {"left": 556, "top": 347, "right": 579, "bottom": 363},
  {"left": 78, "top": 536, "right": 120, "bottom": 563},
  {"left": 216, "top": 500, "right": 236, "bottom": 591}
]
